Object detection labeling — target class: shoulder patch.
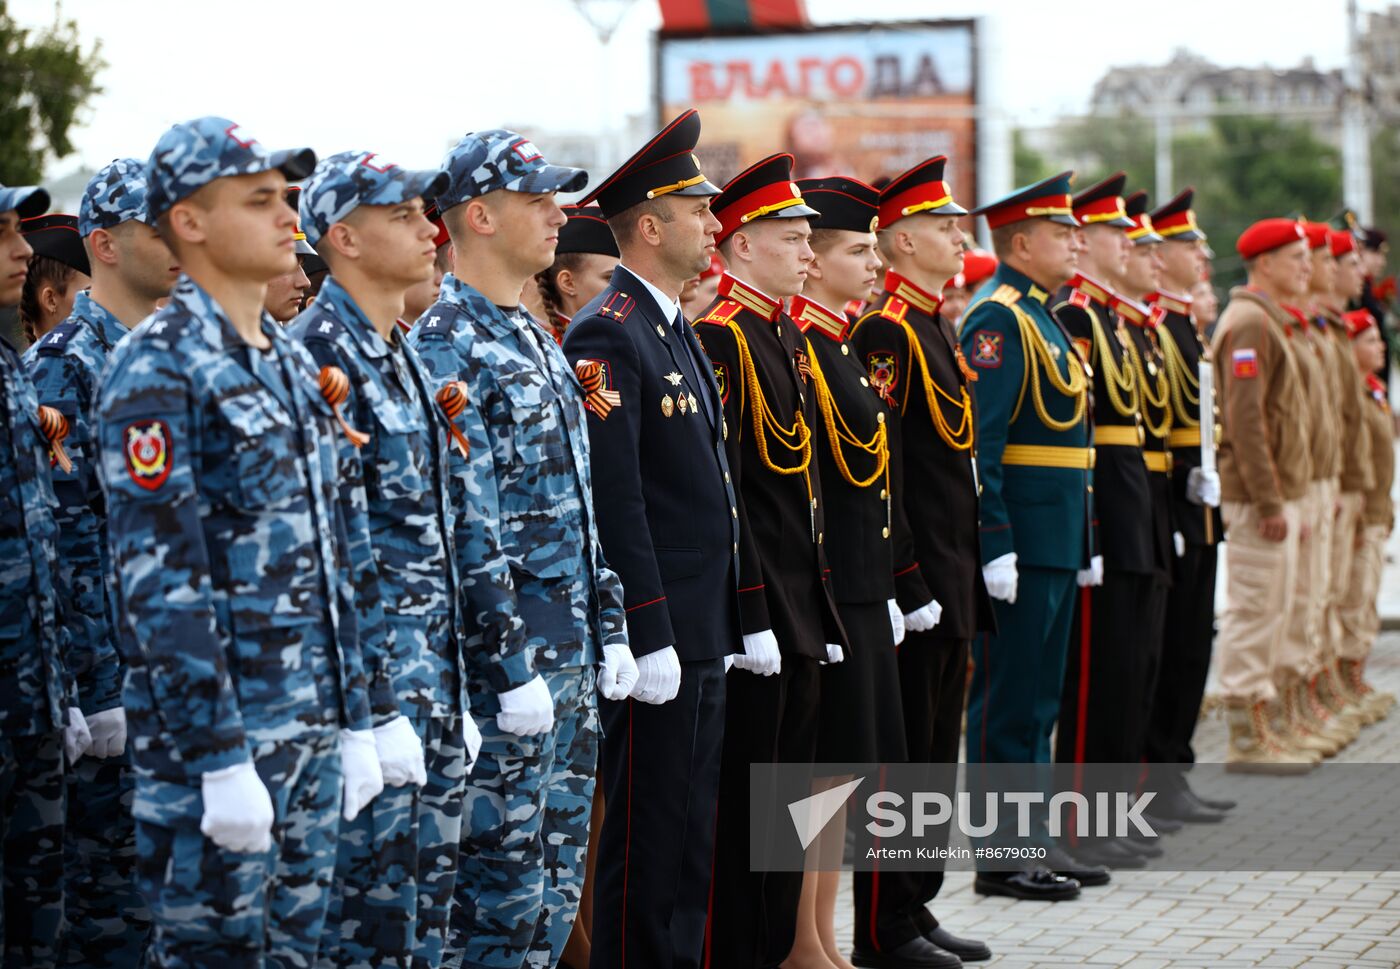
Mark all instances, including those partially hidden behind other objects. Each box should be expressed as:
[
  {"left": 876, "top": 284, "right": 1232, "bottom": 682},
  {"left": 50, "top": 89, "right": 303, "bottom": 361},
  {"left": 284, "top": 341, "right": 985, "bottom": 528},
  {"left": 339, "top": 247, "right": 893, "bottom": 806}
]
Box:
[
  {"left": 414, "top": 311, "right": 454, "bottom": 338},
  {"left": 697, "top": 298, "right": 743, "bottom": 327},
  {"left": 1069, "top": 289, "right": 1091, "bottom": 310},
  {"left": 598, "top": 291, "right": 636, "bottom": 323},
  {"left": 866, "top": 351, "right": 898, "bottom": 395},
  {"left": 1231, "top": 347, "right": 1258, "bottom": 379},
  {"left": 879, "top": 296, "right": 910, "bottom": 324},
  {"left": 302, "top": 314, "right": 345, "bottom": 343},
  {"left": 33, "top": 320, "right": 79, "bottom": 355},
  {"left": 972, "top": 331, "right": 1004, "bottom": 368},
  {"left": 713, "top": 362, "right": 730, "bottom": 404},
  {"left": 123, "top": 419, "right": 173, "bottom": 490},
  {"left": 574, "top": 358, "right": 621, "bottom": 419},
  {"left": 989, "top": 284, "right": 1022, "bottom": 307}
]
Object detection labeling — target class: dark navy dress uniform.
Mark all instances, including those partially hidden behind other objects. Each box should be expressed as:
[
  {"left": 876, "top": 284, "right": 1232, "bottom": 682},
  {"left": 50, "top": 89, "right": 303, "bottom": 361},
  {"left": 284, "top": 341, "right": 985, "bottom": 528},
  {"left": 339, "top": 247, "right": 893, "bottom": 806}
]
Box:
[
  {"left": 694, "top": 153, "right": 846, "bottom": 969},
  {"left": 845, "top": 158, "right": 994, "bottom": 962},
  {"left": 561, "top": 109, "right": 740, "bottom": 969}
]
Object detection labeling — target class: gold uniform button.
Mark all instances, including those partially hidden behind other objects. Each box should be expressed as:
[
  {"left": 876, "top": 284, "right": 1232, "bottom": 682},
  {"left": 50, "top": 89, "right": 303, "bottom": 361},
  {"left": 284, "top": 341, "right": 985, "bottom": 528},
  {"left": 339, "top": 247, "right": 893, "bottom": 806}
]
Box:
[
  {"left": 731, "top": 507, "right": 738, "bottom": 519},
  {"left": 882, "top": 527, "right": 891, "bottom": 538},
  {"left": 880, "top": 488, "right": 888, "bottom": 500},
  {"left": 877, "top": 412, "right": 886, "bottom": 423},
  {"left": 841, "top": 344, "right": 850, "bottom": 355},
  {"left": 657, "top": 324, "right": 665, "bottom": 336},
  {"left": 860, "top": 377, "right": 869, "bottom": 387},
  {"left": 776, "top": 324, "right": 782, "bottom": 337},
  {"left": 724, "top": 471, "right": 731, "bottom": 483}
]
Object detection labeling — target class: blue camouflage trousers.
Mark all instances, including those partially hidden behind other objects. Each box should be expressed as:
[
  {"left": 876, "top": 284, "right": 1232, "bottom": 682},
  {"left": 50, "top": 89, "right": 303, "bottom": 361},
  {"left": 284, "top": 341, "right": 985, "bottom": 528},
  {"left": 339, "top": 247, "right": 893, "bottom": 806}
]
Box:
[
  {"left": 0, "top": 730, "right": 65, "bottom": 969},
  {"left": 61, "top": 749, "right": 150, "bottom": 966},
  {"left": 135, "top": 730, "right": 341, "bottom": 969},
  {"left": 446, "top": 667, "right": 597, "bottom": 969},
  {"left": 322, "top": 715, "right": 468, "bottom": 969}
]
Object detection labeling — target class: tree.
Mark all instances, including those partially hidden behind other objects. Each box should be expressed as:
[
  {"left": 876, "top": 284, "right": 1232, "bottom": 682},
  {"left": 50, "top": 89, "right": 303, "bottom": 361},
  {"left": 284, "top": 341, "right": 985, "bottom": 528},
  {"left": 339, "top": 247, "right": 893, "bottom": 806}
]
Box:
[
  {"left": 1012, "top": 129, "right": 1055, "bottom": 186},
  {"left": 1056, "top": 113, "right": 1156, "bottom": 195},
  {"left": 1371, "top": 124, "right": 1400, "bottom": 244},
  {"left": 0, "top": 1, "right": 104, "bottom": 185}
]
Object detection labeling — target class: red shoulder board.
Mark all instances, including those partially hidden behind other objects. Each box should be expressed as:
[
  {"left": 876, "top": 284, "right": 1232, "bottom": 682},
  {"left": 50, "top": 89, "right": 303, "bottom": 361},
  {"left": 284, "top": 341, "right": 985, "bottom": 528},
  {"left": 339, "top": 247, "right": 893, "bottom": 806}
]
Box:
[
  {"left": 599, "top": 291, "right": 636, "bottom": 322},
  {"left": 697, "top": 298, "right": 743, "bottom": 327},
  {"left": 879, "top": 296, "right": 909, "bottom": 324},
  {"left": 1069, "top": 289, "right": 1091, "bottom": 309}
]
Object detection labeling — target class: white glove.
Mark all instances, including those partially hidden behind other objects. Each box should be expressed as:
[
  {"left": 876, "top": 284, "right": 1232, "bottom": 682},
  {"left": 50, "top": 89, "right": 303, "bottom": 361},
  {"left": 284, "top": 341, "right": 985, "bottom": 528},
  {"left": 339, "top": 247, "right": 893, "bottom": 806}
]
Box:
[
  {"left": 734, "top": 630, "right": 782, "bottom": 676},
  {"left": 373, "top": 716, "right": 427, "bottom": 788},
  {"left": 724, "top": 655, "right": 736, "bottom": 674},
  {"left": 822, "top": 643, "right": 844, "bottom": 665},
  {"left": 887, "top": 599, "right": 906, "bottom": 645},
  {"left": 340, "top": 728, "right": 385, "bottom": 822},
  {"left": 200, "top": 761, "right": 274, "bottom": 853},
  {"left": 1076, "top": 554, "right": 1104, "bottom": 588},
  {"left": 630, "top": 646, "right": 681, "bottom": 704},
  {"left": 598, "top": 642, "right": 640, "bottom": 701},
  {"left": 904, "top": 599, "right": 943, "bottom": 633},
  {"left": 1174, "top": 531, "right": 1187, "bottom": 558},
  {"left": 983, "top": 552, "right": 1019, "bottom": 603},
  {"left": 496, "top": 675, "right": 555, "bottom": 736},
  {"left": 463, "top": 713, "right": 483, "bottom": 775},
  {"left": 64, "top": 707, "right": 92, "bottom": 763},
  {"left": 1187, "top": 467, "right": 1221, "bottom": 508},
  {"left": 85, "top": 707, "right": 127, "bottom": 759}
]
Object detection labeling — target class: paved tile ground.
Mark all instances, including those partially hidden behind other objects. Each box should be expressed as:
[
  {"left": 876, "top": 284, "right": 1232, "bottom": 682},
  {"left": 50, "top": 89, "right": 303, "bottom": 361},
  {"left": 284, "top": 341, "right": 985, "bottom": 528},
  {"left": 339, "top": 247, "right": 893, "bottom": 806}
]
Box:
[{"left": 830, "top": 631, "right": 1400, "bottom": 968}]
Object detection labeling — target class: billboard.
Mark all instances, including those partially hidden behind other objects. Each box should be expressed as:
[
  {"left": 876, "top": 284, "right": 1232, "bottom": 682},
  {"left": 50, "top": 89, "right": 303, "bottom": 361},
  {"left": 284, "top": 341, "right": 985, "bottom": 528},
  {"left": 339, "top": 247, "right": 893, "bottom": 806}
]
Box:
[{"left": 657, "top": 20, "right": 978, "bottom": 206}]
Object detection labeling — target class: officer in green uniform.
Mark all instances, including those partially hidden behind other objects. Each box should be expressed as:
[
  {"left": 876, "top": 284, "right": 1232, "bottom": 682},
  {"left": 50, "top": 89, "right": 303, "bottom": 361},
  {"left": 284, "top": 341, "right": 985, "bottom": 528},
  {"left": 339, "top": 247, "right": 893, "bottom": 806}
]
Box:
[{"left": 958, "top": 173, "right": 1092, "bottom": 901}]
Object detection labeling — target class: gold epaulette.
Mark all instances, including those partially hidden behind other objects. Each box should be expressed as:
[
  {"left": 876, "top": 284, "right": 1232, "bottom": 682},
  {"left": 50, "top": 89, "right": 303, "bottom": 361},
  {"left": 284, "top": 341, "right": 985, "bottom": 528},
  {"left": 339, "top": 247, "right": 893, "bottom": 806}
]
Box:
[
  {"left": 879, "top": 296, "right": 909, "bottom": 324},
  {"left": 989, "top": 285, "right": 1022, "bottom": 307},
  {"left": 697, "top": 299, "right": 742, "bottom": 327}
]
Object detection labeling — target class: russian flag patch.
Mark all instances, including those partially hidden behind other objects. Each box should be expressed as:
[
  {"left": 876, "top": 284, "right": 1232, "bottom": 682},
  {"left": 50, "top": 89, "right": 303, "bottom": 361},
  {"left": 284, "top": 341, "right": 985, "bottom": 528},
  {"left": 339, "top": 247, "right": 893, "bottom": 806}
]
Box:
[{"left": 1232, "top": 348, "right": 1258, "bottom": 379}]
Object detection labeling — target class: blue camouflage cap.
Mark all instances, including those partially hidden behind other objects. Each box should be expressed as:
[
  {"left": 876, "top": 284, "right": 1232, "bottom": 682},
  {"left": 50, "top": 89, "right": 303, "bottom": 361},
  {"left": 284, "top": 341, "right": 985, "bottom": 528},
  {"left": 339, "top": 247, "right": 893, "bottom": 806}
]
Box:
[
  {"left": 145, "top": 116, "right": 317, "bottom": 222},
  {"left": 79, "top": 158, "right": 152, "bottom": 235},
  {"left": 0, "top": 182, "right": 49, "bottom": 219},
  {"left": 299, "top": 150, "right": 450, "bottom": 248},
  {"left": 435, "top": 129, "right": 587, "bottom": 213}
]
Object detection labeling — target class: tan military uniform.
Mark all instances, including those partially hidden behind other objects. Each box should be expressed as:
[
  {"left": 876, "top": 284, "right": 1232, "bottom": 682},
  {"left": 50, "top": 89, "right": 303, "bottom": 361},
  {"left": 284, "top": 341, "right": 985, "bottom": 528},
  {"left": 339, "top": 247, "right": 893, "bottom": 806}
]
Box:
[
  {"left": 1338, "top": 378, "right": 1394, "bottom": 663},
  {"left": 1324, "top": 314, "right": 1374, "bottom": 670},
  {"left": 1213, "top": 287, "right": 1312, "bottom": 703}
]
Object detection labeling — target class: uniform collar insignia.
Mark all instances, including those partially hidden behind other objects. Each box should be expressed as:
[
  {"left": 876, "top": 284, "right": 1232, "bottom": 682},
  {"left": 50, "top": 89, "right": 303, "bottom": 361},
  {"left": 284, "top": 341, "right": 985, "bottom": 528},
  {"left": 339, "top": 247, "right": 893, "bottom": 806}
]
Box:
[
  {"left": 717, "top": 272, "right": 781, "bottom": 323},
  {"left": 1144, "top": 289, "right": 1192, "bottom": 315},
  {"left": 1067, "top": 272, "right": 1114, "bottom": 307},
  {"left": 790, "top": 295, "right": 849, "bottom": 342},
  {"left": 884, "top": 270, "right": 941, "bottom": 315}
]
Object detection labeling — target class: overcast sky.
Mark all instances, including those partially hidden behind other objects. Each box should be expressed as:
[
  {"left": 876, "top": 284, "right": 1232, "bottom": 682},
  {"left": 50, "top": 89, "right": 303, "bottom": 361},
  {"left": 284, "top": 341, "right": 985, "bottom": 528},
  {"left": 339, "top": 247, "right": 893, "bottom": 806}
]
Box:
[{"left": 10, "top": 0, "right": 1388, "bottom": 179}]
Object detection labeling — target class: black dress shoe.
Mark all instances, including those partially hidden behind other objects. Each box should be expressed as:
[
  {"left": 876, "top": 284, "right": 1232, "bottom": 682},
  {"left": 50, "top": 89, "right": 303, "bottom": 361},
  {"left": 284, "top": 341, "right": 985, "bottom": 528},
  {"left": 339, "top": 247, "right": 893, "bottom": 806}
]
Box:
[
  {"left": 852, "top": 936, "right": 963, "bottom": 968},
  {"left": 925, "top": 926, "right": 991, "bottom": 962},
  {"left": 973, "top": 866, "right": 1081, "bottom": 901},
  {"left": 1147, "top": 786, "right": 1226, "bottom": 824},
  {"left": 1140, "top": 811, "right": 1184, "bottom": 833},
  {"left": 1047, "top": 843, "right": 1123, "bottom": 879},
  {"left": 1116, "top": 834, "right": 1164, "bottom": 858},
  {"left": 1184, "top": 785, "right": 1236, "bottom": 812}
]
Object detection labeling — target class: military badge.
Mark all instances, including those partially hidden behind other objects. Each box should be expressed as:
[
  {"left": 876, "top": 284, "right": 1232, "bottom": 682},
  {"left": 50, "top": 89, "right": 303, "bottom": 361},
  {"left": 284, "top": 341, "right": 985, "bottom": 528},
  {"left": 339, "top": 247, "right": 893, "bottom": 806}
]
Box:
[
  {"left": 124, "top": 419, "right": 172, "bottom": 490},
  {"left": 661, "top": 394, "right": 675, "bottom": 417},
  {"left": 794, "top": 346, "right": 813, "bottom": 384},
  {"left": 866, "top": 351, "right": 897, "bottom": 393},
  {"left": 574, "top": 358, "right": 622, "bottom": 419},
  {"left": 972, "top": 331, "right": 1002, "bottom": 368},
  {"left": 714, "top": 363, "right": 729, "bottom": 404}
]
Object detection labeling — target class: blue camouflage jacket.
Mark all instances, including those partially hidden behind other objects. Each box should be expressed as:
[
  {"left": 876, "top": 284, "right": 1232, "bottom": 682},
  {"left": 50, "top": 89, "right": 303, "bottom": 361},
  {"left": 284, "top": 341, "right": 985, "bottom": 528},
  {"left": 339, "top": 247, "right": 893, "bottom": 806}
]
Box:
[
  {"left": 25, "top": 290, "right": 131, "bottom": 716},
  {"left": 0, "top": 336, "right": 70, "bottom": 737},
  {"left": 288, "top": 277, "right": 465, "bottom": 723},
  {"left": 96, "top": 275, "right": 371, "bottom": 786},
  {"left": 408, "top": 274, "right": 626, "bottom": 693}
]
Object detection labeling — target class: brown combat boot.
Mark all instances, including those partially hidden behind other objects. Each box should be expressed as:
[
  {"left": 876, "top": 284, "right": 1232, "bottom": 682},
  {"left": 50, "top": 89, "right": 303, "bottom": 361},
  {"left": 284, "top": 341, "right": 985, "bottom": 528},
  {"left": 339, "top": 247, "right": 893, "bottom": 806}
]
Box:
[
  {"left": 1340, "top": 658, "right": 1394, "bottom": 723},
  {"left": 1292, "top": 678, "right": 1351, "bottom": 752},
  {"left": 1265, "top": 696, "right": 1324, "bottom": 764},
  {"left": 1279, "top": 679, "right": 1341, "bottom": 758},
  {"left": 1309, "top": 670, "right": 1362, "bottom": 741},
  {"left": 1225, "top": 699, "right": 1316, "bottom": 775}
]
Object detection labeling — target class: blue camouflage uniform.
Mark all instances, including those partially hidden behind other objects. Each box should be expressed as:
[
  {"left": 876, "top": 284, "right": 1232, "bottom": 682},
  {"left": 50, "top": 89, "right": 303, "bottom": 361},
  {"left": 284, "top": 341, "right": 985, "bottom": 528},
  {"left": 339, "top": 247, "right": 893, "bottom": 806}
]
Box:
[
  {"left": 96, "top": 118, "right": 370, "bottom": 968},
  {"left": 0, "top": 180, "right": 72, "bottom": 969},
  {"left": 288, "top": 148, "right": 467, "bottom": 969},
  {"left": 24, "top": 158, "right": 154, "bottom": 967}
]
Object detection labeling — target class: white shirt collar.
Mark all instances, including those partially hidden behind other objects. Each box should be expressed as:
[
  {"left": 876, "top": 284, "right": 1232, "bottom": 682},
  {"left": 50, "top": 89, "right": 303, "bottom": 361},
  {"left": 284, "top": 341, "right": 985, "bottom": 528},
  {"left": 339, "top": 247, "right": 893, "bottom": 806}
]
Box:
[{"left": 618, "top": 263, "right": 681, "bottom": 325}]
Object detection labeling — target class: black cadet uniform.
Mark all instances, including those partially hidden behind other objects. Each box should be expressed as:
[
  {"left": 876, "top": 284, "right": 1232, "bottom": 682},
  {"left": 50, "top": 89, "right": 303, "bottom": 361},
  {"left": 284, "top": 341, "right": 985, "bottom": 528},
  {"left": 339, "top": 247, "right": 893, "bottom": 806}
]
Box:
[
  {"left": 1051, "top": 176, "right": 1159, "bottom": 831},
  {"left": 561, "top": 110, "right": 740, "bottom": 969},
  {"left": 1141, "top": 187, "right": 1231, "bottom": 816},
  {"left": 847, "top": 157, "right": 994, "bottom": 967},
  {"left": 694, "top": 154, "right": 846, "bottom": 969}
]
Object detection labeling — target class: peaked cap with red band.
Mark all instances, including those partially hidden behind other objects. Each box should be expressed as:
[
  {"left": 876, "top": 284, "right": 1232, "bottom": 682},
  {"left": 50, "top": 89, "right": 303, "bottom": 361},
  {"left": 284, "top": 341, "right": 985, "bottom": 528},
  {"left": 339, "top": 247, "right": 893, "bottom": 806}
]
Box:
[
  {"left": 1125, "top": 191, "right": 1162, "bottom": 244},
  {"left": 1072, "top": 171, "right": 1134, "bottom": 228},
  {"left": 797, "top": 175, "right": 880, "bottom": 233},
  {"left": 1236, "top": 218, "right": 1306, "bottom": 260},
  {"left": 580, "top": 109, "right": 722, "bottom": 219},
  {"left": 954, "top": 249, "right": 998, "bottom": 290},
  {"left": 1344, "top": 308, "right": 1378, "bottom": 338},
  {"left": 20, "top": 213, "right": 90, "bottom": 276},
  {"left": 557, "top": 205, "right": 620, "bottom": 257},
  {"left": 1150, "top": 187, "right": 1206, "bottom": 241},
  {"left": 711, "top": 153, "right": 820, "bottom": 246},
  {"left": 877, "top": 155, "right": 967, "bottom": 229},
  {"left": 973, "top": 170, "right": 1078, "bottom": 230}
]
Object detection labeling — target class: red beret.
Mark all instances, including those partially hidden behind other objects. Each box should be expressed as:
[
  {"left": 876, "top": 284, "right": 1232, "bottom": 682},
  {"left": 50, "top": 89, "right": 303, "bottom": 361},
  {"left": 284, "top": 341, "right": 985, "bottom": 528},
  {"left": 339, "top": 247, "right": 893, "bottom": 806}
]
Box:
[
  {"left": 960, "top": 249, "right": 998, "bottom": 289},
  {"left": 1329, "top": 229, "right": 1357, "bottom": 258},
  {"left": 1236, "top": 219, "right": 1306, "bottom": 260},
  {"left": 1302, "top": 221, "right": 1331, "bottom": 250},
  {"left": 1344, "top": 308, "right": 1377, "bottom": 338},
  {"left": 699, "top": 251, "right": 724, "bottom": 280}
]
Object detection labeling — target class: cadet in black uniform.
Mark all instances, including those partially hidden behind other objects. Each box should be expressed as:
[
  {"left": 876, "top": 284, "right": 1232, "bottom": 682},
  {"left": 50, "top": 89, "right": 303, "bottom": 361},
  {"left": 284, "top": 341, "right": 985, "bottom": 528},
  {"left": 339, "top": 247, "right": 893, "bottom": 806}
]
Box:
[
  {"left": 848, "top": 157, "right": 996, "bottom": 965},
  {"left": 1051, "top": 173, "right": 1158, "bottom": 871},
  {"left": 694, "top": 153, "right": 846, "bottom": 969},
  {"left": 561, "top": 109, "right": 739, "bottom": 969},
  {"left": 1142, "top": 188, "right": 1233, "bottom": 819},
  {"left": 785, "top": 175, "right": 908, "bottom": 969}
]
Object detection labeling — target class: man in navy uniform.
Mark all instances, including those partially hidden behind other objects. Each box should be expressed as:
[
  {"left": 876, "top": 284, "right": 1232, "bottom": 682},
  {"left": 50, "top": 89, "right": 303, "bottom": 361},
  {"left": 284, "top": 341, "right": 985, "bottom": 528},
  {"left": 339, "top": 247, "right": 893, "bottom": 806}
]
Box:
[
  {"left": 694, "top": 153, "right": 847, "bottom": 968},
  {"left": 561, "top": 109, "right": 741, "bottom": 969},
  {"left": 959, "top": 173, "right": 1093, "bottom": 901}
]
